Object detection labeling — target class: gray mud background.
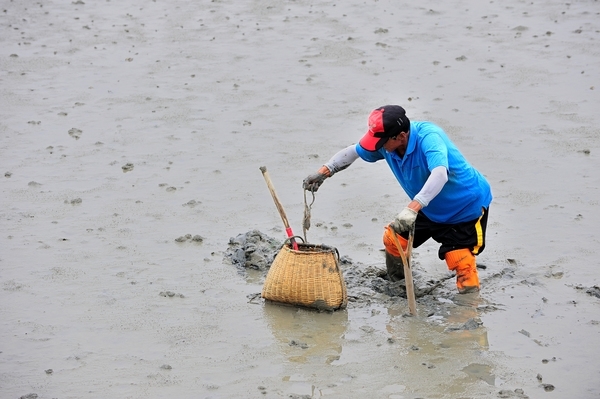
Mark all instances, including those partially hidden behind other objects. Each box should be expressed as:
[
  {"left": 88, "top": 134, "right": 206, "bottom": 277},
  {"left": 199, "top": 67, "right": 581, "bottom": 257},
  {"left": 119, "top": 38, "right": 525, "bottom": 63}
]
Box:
[{"left": 1, "top": 0, "right": 599, "bottom": 398}]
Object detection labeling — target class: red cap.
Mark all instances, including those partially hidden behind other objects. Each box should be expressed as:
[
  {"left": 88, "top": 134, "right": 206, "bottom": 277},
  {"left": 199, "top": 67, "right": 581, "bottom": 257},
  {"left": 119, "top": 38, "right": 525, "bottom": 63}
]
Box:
[{"left": 359, "top": 105, "right": 409, "bottom": 151}]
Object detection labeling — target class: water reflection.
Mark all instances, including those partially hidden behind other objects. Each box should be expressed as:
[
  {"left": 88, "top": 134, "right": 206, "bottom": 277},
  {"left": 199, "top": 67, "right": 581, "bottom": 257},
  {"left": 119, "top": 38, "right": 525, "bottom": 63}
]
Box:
[
  {"left": 262, "top": 295, "right": 497, "bottom": 397},
  {"left": 383, "top": 295, "right": 494, "bottom": 395},
  {"left": 263, "top": 301, "right": 348, "bottom": 364}
]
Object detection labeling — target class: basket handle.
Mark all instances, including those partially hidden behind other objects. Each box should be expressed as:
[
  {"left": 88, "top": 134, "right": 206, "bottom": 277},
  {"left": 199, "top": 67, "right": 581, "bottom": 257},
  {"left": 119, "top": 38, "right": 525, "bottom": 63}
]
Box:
[
  {"left": 319, "top": 244, "right": 340, "bottom": 261},
  {"left": 283, "top": 236, "right": 305, "bottom": 246}
]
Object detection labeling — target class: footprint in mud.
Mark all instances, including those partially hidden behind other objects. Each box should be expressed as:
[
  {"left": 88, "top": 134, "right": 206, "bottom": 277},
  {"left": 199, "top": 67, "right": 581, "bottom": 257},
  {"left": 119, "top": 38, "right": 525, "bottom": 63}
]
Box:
[
  {"left": 182, "top": 200, "right": 201, "bottom": 207},
  {"left": 158, "top": 183, "right": 177, "bottom": 191},
  {"left": 175, "top": 234, "right": 204, "bottom": 243},
  {"left": 122, "top": 163, "right": 134, "bottom": 172},
  {"left": 159, "top": 291, "right": 184, "bottom": 298},
  {"left": 289, "top": 340, "right": 308, "bottom": 349},
  {"left": 68, "top": 128, "right": 82, "bottom": 139},
  {"left": 65, "top": 198, "right": 82, "bottom": 205},
  {"left": 541, "top": 383, "right": 555, "bottom": 392},
  {"left": 497, "top": 388, "right": 528, "bottom": 398}
]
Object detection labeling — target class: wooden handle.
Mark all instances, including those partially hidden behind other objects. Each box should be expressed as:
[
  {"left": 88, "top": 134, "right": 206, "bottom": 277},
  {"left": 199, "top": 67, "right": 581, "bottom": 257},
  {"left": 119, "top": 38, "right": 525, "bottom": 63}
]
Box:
[
  {"left": 390, "top": 226, "right": 417, "bottom": 316},
  {"left": 259, "top": 166, "right": 298, "bottom": 250}
]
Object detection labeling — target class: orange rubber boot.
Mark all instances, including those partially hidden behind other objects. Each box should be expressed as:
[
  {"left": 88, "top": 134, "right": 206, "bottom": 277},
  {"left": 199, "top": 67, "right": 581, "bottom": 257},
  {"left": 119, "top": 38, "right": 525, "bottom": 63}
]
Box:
[
  {"left": 382, "top": 227, "right": 408, "bottom": 282},
  {"left": 445, "top": 249, "right": 480, "bottom": 294}
]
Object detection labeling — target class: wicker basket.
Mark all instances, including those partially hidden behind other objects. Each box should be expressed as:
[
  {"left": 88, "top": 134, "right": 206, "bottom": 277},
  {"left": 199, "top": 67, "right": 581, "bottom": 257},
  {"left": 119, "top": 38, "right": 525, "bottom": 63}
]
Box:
[{"left": 262, "top": 241, "right": 347, "bottom": 311}]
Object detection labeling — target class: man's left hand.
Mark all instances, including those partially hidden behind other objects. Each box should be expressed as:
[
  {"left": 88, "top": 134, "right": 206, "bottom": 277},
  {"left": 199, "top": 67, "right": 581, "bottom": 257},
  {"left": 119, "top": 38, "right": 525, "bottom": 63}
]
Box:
[{"left": 390, "top": 200, "right": 422, "bottom": 233}]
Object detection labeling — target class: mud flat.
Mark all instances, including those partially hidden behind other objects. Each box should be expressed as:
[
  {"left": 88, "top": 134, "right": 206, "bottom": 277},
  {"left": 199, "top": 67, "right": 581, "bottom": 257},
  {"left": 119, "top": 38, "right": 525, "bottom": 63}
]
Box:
[{"left": 2, "top": 0, "right": 599, "bottom": 398}]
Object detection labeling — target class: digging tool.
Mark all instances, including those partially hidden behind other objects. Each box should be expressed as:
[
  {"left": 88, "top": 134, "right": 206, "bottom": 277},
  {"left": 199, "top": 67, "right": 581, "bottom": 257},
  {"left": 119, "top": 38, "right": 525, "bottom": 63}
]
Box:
[
  {"left": 259, "top": 166, "right": 299, "bottom": 250},
  {"left": 390, "top": 226, "right": 417, "bottom": 316}
]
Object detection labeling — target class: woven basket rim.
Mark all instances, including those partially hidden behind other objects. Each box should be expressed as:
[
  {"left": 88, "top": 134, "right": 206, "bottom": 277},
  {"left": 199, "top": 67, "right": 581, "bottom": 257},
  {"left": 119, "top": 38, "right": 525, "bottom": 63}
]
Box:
[{"left": 282, "top": 242, "right": 339, "bottom": 255}]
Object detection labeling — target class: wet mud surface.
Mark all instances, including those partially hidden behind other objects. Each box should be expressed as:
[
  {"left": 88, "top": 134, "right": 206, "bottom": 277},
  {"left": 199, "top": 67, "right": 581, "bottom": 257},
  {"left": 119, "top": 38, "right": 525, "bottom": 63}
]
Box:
[
  {"left": 224, "top": 230, "right": 597, "bottom": 398},
  {"left": 227, "top": 229, "right": 483, "bottom": 312},
  {"left": 2, "top": 0, "right": 600, "bottom": 398}
]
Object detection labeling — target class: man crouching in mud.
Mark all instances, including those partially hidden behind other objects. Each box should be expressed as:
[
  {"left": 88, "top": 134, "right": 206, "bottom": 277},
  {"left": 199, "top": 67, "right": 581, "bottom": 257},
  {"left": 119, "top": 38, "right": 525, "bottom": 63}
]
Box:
[{"left": 303, "top": 105, "right": 492, "bottom": 294}]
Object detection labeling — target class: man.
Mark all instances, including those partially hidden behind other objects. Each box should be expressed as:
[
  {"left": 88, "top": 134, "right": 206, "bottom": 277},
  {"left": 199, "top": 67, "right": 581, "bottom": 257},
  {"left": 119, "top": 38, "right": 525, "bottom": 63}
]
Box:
[{"left": 303, "top": 105, "right": 492, "bottom": 294}]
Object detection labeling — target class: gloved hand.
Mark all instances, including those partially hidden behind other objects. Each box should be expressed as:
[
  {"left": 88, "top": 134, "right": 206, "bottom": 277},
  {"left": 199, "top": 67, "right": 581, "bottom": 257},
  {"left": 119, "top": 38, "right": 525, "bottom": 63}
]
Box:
[
  {"left": 390, "top": 201, "right": 421, "bottom": 233},
  {"left": 302, "top": 166, "right": 331, "bottom": 192}
]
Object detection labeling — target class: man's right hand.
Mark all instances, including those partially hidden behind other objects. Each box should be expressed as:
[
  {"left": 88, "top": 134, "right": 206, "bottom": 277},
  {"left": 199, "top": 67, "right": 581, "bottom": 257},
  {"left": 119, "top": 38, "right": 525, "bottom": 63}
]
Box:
[{"left": 302, "top": 166, "right": 331, "bottom": 192}]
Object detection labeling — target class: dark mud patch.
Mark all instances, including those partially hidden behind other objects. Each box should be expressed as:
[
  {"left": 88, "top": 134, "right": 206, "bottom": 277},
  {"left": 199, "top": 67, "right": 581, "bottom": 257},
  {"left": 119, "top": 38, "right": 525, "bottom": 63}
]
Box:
[
  {"left": 225, "top": 230, "right": 282, "bottom": 272},
  {"left": 225, "top": 230, "right": 500, "bottom": 320},
  {"left": 585, "top": 286, "right": 600, "bottom": 299},
  {"left": 497, "top": 388, "right": 529, "bottom": 398},
  {"left": 572, "top": 284, "right": 600, "bottom": 298}
]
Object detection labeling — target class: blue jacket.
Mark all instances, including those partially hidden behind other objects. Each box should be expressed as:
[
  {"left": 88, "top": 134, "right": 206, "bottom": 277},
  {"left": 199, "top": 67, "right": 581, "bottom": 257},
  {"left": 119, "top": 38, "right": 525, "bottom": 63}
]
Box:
[{"left": 356, "top": 121, "right": 492, "bottom": 223}]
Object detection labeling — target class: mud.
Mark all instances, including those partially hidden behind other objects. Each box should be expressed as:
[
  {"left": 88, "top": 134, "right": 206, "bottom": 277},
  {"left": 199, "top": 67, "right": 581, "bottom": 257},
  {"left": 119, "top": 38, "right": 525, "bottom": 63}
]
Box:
[
  {"left": 227, "top": 230, "right": 498, "bottom": 330},
  {"left": 2, "top": 0, "right": 600, "bottom": 398}
]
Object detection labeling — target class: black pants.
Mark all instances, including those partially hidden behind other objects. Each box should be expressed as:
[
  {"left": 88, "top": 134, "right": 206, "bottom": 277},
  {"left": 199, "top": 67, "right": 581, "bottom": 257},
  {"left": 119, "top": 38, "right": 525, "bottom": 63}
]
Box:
[{"left": 400, "top": 207, "right": 489, "bottom": 260}]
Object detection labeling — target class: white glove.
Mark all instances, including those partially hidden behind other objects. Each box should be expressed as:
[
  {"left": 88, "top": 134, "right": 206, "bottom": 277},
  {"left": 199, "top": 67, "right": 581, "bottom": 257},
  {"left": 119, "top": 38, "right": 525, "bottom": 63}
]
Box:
[{"left": 390, "top": 207, "right": 417, "bottom": 233}]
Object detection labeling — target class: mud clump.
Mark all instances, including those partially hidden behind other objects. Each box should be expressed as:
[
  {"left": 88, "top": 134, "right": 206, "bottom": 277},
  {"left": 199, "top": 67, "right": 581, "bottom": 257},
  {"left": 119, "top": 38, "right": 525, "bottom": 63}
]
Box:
[
  {"left": 446, "top": 318, "right": 483, "bottom": 331},
  {"left": 224, "top": 230, "right": 464, "bottom": 313},
  {"left": 585, "top": 286, "right": 600, "bottom": 298},
  {"left": 175, "top": 234, "right": 204, "bottom": 243},
  {"left": 68, "top": 128, "right": 82, "bottom": 139},
  {"left": 159, "top": 291, "right": 184, "bottom": 298},
  {"left": 497, "top": 388, "right": 529, "bottom": 398},
  {"left": 541, "top": 384, "right": 555, "bottom": 392},
  {"left": 225, "top": 230, "right": 282, "bottom": 272},
  {"left": 572, "top": 284, "right": 600, "bottom": 298},
  {"left": 289, "top": 340, "right": 308, "bottom": 349},
  {"left": 122, "top": 163, "right": 134, "bottom": 172}
]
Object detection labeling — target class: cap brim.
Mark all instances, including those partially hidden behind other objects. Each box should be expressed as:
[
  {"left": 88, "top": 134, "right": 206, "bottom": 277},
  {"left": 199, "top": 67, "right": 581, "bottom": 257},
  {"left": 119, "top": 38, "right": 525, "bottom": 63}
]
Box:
[{"left": 359, "top": 131, "right": 387, "bottom": 152}]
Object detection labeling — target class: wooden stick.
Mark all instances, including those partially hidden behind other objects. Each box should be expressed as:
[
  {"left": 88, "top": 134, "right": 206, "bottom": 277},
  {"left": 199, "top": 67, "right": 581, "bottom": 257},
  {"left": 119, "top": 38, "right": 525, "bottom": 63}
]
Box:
[
  {"left": 390, "top": 226, "right": 417, "bottom": 316},
  {"left": 259, "top": 166, "right": 298, "bottom": 250}
]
